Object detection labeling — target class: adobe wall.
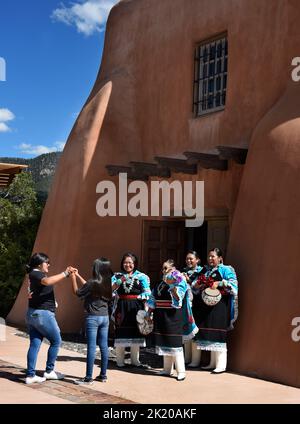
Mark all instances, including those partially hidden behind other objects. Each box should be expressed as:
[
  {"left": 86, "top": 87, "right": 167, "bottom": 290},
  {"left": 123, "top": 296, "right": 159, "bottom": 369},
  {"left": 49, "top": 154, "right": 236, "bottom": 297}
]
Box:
[
  {"left": 227, "top": 0, "right": 300, "bottom": 388},
  {"left": 7, "top": 0, "right": 300, "bottom": 387}
]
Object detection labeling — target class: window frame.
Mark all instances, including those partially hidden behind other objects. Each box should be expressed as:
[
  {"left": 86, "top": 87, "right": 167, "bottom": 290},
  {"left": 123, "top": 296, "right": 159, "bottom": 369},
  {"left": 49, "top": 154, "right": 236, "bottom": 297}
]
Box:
[{"left": 193, "top": 33, "right": 228, "bottom": 117}]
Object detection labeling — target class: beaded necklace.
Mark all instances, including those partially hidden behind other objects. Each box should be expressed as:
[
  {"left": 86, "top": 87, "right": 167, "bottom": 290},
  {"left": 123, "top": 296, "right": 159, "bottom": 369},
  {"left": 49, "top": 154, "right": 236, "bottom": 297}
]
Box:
[
  {"left": 122, "top": 273, "right": 139, "bottom": 293},
  {"left": 157, "top": 281, "right": 166, "bottom": 297}
]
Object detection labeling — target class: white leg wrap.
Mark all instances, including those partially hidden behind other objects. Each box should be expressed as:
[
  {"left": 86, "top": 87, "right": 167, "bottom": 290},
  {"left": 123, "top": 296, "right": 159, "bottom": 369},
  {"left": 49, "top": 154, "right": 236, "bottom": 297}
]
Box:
[
  {"left": 201, "top": 350, "right": 216, "bottom": 370},
  {"left": 184, "top": 340, "right": 192, "bottom": 364},
  {"left": 162, "top": 355, "right": 174, "bottom": 375},
  {"left": 212, "top": 351, "right": 227, "bottom": 373},
  {"left": 130, "top": 345, "right": 141, "bottom": 366},
  {"left": 188, "top": 342, "right": 201, "bottom": 367},
  {"left": 175, "top": 351, "right": 186, "bottom": 381},
  {"left": 116, "top": 345, "right": 125, "bottom": 367}
]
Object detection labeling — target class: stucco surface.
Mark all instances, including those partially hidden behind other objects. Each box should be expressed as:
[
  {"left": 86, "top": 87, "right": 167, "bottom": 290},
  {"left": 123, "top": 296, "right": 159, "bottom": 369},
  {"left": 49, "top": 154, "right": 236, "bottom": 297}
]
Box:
[{"left": 7, "top": 0, "right": 300, "bottom": 387}]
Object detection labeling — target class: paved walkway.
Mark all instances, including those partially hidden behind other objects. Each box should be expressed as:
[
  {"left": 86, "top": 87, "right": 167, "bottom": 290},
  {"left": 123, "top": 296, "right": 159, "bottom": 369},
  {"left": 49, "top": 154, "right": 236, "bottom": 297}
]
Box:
[{"left": 1, "top": 325, "right": 300, "bottom": 404}]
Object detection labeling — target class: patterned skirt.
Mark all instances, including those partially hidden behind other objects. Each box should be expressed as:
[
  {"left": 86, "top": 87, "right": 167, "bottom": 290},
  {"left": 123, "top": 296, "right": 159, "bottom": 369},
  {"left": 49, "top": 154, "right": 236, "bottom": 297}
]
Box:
[
  {"left": 151, "top": 305, "right": 184, "bottom": 356},
  {"left": 193, "top": 293, "right": 230, "bottom": 351},
  {"left": 114, "top": 297, "right": 145, "bottom": 347}
]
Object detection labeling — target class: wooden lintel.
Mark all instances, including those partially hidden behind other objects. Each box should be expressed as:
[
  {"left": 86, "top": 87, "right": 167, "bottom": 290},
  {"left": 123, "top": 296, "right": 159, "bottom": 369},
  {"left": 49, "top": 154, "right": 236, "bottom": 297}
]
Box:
[
  {"left": 217, "top": 146, "right": 248, "bottom": 164},
  {"left": 154, "top": 156, "right": 197, "bottom": 174},
  {"left": 184, "top": 151, "right": 228, "bottom": 171}
]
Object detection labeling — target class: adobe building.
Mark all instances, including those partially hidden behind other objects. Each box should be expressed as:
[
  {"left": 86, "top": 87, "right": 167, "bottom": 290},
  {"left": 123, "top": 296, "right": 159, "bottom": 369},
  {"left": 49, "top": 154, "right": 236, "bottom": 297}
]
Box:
[{"left": 8, "top": 0, "right": 300, "bottom": 387}]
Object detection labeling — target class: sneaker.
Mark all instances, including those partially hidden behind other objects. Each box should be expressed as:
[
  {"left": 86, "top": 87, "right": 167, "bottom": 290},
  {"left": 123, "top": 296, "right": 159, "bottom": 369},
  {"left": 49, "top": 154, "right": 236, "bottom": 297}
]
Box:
[
  {"left": 158, "top": 370, "right": 173, "bottom": 376},
  {"left": 43, "top": 370, "right": 65, "bottom": 380},
  {"left": 25, "top": 375, "right": 46, "bottom": 384},
  {"left": 74, "top": 377, "right": 93, "bottom": 385},
  {"left": 96, "top": 375, "right": 107, "bottom": 383}
]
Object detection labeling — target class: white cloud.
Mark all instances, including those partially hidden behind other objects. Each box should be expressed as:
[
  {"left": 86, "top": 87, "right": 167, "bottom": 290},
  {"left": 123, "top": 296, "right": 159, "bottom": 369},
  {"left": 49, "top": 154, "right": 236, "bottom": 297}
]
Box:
[
  {"left": 0, "top": 108, "right": 15, "bottom": 123},
  {"left": 17, "top": 141, "right": 66, "bottom": 156},
  {"left": 51, "top": 0, "right": 119, "bottom": 36},
  {"left": 0, "top": 122, "right": 11, "bottom": 133},
  {"left": 0, "top": 108, "right": 15, "bottom": 132},
  {"left": 54, "top": 141, "right": 66, "bottom": 150}
]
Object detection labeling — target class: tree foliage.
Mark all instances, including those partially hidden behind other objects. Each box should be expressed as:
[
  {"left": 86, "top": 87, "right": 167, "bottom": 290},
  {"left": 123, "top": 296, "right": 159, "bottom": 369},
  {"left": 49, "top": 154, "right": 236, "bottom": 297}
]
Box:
[{"left": 0, "top": 172, "right": 42, "bottom": 317}]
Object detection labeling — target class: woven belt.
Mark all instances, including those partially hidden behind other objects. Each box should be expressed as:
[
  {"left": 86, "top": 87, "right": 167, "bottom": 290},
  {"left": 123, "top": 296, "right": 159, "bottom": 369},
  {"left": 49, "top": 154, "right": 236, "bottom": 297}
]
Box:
[
  {"left": 156, "top": 300, "right": 172, "bottom": 308},
  {"left": 119, "top": 294, "right": 139, "bottom": 300}
]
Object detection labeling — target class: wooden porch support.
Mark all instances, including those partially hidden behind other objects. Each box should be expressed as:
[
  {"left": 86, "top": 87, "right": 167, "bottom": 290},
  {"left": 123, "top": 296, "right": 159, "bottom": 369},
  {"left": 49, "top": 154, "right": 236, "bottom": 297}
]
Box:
[
  {"left": 184, "top": 151, "right": 228, "bottom": 170},
  {"left": 130, "top": 161, "right": 171, "bottom": 178},
  {"left": 154, "top": 156, "right": 197, "bottom": 174},
  {"left": 105, "top": 165, "right": 148, "bottom": 180},
  {"left": 216, "top": 146, "right": 248, "bottom": 164}
]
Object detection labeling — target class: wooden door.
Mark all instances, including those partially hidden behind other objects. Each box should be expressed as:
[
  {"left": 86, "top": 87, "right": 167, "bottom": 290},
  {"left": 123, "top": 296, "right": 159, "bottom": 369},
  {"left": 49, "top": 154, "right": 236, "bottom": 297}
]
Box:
[
  {"left": 142, "top": 220, "right": 185, "bottom": 287},
  {"left": 206, "top": 217, "right": 229, "bottom": 260}
]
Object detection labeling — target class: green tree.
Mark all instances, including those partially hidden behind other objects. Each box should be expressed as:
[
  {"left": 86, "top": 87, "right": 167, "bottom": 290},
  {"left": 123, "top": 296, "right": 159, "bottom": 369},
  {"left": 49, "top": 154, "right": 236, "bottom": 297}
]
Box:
[{"left": 0, "top": 172, "right": 42, "bottom": 317}]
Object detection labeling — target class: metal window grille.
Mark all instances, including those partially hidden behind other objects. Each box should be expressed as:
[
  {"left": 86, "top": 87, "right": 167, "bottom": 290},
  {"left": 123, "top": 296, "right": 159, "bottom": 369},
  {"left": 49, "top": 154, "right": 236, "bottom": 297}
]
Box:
[{"left": 193, "top": 34, "right": 228, "bottom": 117}]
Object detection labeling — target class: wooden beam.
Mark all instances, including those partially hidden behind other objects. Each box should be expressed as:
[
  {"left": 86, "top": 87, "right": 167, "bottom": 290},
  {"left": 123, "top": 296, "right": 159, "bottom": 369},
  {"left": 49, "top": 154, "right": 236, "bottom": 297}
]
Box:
[
  {"left": 0, "top": 164, "right": 28, "bottom": 174},
  {"left": 154, "top": 157, "right": 197, "bottom": 174},
  {"left": 130, "top": 161, "right": 171, "bottom": 178},
  {"left": 184, "top": 152, "right": 228, "bottom": 170},
  {"left": 105, "top": 165, "right": 148, "bottom": 181},
  {"left": 217, "top": 146, "right": 248, "bottom": 164},
  {"left": 106, "top": 165, "right": 132, "bottom": 176}
]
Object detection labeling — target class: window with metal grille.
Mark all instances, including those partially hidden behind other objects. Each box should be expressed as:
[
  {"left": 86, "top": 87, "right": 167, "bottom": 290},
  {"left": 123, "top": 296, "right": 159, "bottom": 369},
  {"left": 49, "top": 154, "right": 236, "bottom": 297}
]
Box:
[{"left": 193, "top": 34, "right": 228, "bottom": 117}]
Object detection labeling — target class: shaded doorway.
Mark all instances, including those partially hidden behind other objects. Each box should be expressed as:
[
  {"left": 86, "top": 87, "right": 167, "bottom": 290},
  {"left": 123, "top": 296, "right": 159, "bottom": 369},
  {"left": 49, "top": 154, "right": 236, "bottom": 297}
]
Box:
[
  {"left": 142, "top": 220, "right": 185, "bottom": 286},
  {"left": 142, "top": 216, "right": 229, "bottom": 286},
  {"left": 185, "top": 216, "right": 229, "bottom": 264}
]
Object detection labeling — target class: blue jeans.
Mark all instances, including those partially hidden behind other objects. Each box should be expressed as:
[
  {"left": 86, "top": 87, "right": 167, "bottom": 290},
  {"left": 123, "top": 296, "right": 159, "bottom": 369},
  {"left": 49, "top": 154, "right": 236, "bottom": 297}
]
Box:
[
  {"left": 26, "top": 308, "right": 62, "bottom": 377},
  {"left": 85, "top": 315, "right": 109, "bottom": 379}
]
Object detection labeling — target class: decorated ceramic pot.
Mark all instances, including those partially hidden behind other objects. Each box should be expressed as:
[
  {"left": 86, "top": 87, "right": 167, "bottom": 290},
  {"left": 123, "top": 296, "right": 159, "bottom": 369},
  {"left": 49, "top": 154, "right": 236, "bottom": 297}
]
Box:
[
  {"left": 136, "top": 310, "right": 154, "bottom": 335},
  {"left": 201, "top": 287, "right": 222, "bottom": 306}
]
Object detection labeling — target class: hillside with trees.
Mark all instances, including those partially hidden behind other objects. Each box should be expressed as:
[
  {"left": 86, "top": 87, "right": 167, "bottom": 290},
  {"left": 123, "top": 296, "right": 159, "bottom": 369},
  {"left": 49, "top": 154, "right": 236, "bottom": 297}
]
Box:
[
  {"left": 0, "top": 172, "right": 43, "bottom": 317},
  {"left": 0, "top": 152, "right": 61, "bottom": 201}
]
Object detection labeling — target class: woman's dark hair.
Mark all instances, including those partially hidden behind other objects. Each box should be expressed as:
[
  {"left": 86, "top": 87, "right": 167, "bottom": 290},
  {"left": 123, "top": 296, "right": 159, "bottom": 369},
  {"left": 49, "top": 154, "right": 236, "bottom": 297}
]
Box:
[
  {"left": 209, "top": 247, "right": 223, "bottom": 257},
  {"left": 120, "top": 252, "right": 138, "bottom": 272},
  {"left": 90, "top": 257, "right": 113, "bottom": 300},
  {"left": 26, "top": 252, "right": 49, "bottom": 273},
  {"left": 186, "top": 250, "right": 201, "bottom": 262}
]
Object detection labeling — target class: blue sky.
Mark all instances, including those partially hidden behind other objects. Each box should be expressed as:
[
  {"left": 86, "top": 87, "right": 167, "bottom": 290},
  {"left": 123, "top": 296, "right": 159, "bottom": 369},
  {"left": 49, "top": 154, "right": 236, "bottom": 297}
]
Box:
[{"left": 0, "top": 0, "right": 119, "bottom": 158}]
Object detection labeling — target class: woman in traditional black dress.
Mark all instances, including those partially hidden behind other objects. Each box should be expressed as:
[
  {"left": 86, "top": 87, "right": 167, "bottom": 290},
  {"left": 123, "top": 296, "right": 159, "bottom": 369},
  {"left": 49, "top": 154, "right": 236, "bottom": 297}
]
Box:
[
  {"left": 111, "top": 253, "right": 151, "bottom": 367},
  {"left": 182, "top": 250, "right": 203, "bottom": 364},
  {"left": 192, "top": 248, "right": 238, "bottom": 373},
  {"left": 146, "top": 259, "right": 193, "bottom": 381}
]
